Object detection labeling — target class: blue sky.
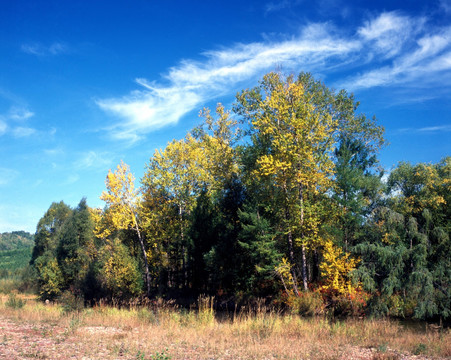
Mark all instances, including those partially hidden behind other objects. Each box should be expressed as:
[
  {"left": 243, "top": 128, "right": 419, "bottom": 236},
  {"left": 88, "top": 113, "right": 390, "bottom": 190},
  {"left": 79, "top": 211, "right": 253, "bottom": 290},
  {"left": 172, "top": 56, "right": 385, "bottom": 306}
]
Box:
[{"left": 1, "top": 0, "right": 450, "bottom": 233}]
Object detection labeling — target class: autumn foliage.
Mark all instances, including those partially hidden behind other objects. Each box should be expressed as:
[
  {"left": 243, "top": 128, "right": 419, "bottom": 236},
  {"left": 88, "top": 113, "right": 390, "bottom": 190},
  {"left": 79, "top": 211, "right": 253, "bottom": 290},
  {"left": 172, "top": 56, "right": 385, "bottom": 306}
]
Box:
[{"left": 28, "top": 71, "right": 450, "bottom": 320}]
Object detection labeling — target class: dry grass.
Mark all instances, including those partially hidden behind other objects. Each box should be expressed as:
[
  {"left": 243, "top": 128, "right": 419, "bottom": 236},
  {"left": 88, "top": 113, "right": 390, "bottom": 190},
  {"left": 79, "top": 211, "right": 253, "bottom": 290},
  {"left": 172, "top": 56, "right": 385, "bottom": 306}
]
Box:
[{"left": 0, "top": 294, "right": 449, "bottom": 359}]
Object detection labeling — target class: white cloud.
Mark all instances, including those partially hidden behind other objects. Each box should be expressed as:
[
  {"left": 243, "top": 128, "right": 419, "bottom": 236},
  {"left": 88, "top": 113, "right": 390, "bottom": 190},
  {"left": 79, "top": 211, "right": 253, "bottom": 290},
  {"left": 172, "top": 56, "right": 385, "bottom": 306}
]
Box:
[
  {"left": 0, "top": 168, "right": 19, "bottom": 186},
  {"left": 44, "top": 147, "right": 65, "bottom": 156},
  {"left": 8, "top": 106, "right": 34, "bottom": 121},
  {"left": 264, "top": 0, "right": 302, "bottom": 14},
  {"left": 0, "top": 118, "right": 7, "bottom": 135},
  {"left": 357, "top": 11, "right": 419, "bottom": 58},
  {"left": 98, "top": 11, "right": 451, "bottom": 141},
  {"left": 0, "top": 106, "right": 35, "bottom": 137},
  {"left": 440, "top": 0, "right": 451, "bottom": 13},
  {"left": 98, "top": 24, "right": 357, "bottom": 141},
  {"left": 397, "top": 125, "right": 451, "bottom": 134},
  {"left": 342, "top": 21, "right": 451, "bottom": 90},
  {"left": 21, "top": 42, "right": 68, "bottom": 56},
  {"left": 12, "top": 126, "right": 36, "bottom": 138},
  {"left": 73, "top": 151, "right": 114, "bottom": 170},
  {"left": 418, "top": 125, "right": 451, "bottom": 132}
]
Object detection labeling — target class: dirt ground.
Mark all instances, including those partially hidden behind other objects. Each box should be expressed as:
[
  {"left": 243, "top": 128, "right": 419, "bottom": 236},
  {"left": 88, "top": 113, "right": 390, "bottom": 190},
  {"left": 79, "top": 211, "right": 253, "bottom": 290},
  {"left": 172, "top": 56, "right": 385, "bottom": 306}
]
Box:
[{"left": 1, "top": 314, "right": 443, "bottom": 360}]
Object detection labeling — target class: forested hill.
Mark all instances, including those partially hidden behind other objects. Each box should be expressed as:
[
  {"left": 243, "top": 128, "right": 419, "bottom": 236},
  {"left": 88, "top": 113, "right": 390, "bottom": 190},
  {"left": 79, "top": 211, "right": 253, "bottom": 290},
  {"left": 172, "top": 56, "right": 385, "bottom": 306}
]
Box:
[{"left": 0, "top": 231, "right": 34, "bottom": 251}]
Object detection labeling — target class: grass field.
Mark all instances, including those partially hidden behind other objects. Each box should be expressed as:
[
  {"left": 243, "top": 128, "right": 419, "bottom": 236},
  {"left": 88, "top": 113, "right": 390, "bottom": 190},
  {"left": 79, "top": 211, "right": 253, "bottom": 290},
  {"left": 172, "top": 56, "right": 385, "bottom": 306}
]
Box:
[{"left": 0, "top": 293, "right": 450, "bottom": 360}]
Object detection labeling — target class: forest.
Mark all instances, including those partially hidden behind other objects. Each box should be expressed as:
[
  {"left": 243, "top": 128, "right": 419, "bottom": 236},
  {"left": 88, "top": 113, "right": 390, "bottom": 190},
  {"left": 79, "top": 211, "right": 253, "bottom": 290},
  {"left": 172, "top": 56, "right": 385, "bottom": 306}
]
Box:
[{"left": 25, "top": 72, "right": 450, "bottom": 321}]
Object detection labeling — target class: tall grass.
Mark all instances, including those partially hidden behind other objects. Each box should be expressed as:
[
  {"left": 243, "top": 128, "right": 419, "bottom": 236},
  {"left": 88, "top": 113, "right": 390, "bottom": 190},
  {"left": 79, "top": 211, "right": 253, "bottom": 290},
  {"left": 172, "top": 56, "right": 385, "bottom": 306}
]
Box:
[{"left": 0, "top": 295, "right": 450, "bottom": 359}]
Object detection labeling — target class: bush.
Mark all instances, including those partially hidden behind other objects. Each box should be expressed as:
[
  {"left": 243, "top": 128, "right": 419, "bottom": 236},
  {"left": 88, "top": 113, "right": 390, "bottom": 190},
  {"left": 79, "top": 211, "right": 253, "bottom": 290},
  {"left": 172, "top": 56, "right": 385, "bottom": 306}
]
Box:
[
  {"left": 59, "top": 290, "right": 84, "bottom": 313},
  {"left": 5, "top": 292, "right": 26, "bottom": 309},
  {"left": 413, "top": 343, "right": 427, "bottom": 355},
  {"left": 321, "top": 288, "right": 369, "bottom": 317},
  {"left": 280, "top": 290, "right": 325, "bottom": 316}
]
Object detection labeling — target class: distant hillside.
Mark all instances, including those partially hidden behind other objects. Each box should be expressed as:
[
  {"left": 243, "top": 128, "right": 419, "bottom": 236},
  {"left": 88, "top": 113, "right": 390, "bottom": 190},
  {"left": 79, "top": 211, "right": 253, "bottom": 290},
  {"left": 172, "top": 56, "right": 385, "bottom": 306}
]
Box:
[
  {"left": 0, "top": 231, "right": 34, "bottom": 251},
  {"left": 0, "top": 247, "right": 33, "bottom": 273}
]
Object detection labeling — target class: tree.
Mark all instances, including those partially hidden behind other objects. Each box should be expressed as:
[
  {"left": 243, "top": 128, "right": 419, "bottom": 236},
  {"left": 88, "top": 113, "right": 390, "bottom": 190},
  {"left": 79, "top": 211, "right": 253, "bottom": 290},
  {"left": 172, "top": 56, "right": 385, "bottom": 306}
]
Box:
[
  {"left": 34, "top": 253, "right": 64, "bottom": 300},
  {"left": 97, "top": 237, "right": 143, "bottom": 299},
  {"left": 238, "top": 204, "right": 282, "bottom": 297},
  {"left": 187, "top": 189, "right": 218, "bottom": 294},
  {"left": 100, "top": 161, "right": 151, "bottom": 297},
  {"left": 31, "top": 201, "right": 72, "bottom": 300},
  {"left": 30, "top": 201, "right": 72, "bottom": 265},
  {"left": 195, "top": 103, "right": 240, "bottom": 188},
  {"left": 354, "top": 158, "right": 450, "bottom": 319},
  {"left": 142, "top": 134, "right": 213, "bottom": 290},
  {"left": 235, "top": 71, "right": 384, "bottom": 297},
  {"left": 387, "top": 158, "right": 450, "bottom": 319},
  {"left": 236, "top": 72, "right": 337, "bottom": 293},
  {"left": 57, "top": 198, "right": 96, "bottom": 293},
  {"left": 331, "top": 137, "right": 384, "bottom": 252}
]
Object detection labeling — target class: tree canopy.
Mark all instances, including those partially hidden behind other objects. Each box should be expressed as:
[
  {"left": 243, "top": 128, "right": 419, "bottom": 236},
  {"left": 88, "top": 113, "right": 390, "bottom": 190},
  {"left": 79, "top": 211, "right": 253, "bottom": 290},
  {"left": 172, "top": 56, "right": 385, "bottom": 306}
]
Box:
[{"left": 27, "top": 71, "right": 449, "bottom": 320}]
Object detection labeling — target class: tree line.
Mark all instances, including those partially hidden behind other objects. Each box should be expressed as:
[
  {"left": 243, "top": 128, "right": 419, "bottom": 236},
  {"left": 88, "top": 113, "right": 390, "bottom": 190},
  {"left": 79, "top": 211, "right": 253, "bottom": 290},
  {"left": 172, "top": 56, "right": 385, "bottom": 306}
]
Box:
[
  {"left": 0, "top": 231, "right": 34, "bottom": 251},
  {"left": 29, "top": 72, "right": 450, "bottom": 320}
]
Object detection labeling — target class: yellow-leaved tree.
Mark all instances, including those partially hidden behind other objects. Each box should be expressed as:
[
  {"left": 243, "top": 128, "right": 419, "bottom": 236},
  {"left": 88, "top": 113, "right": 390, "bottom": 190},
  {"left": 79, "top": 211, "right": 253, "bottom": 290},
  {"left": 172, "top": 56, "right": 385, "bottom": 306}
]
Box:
[
  {"left": 196, "top": 103, "right": 239, "bottom": 188},
  {"left": 237, "top": 72, "right": 336, "bottom": 294},
  {"left": 100, "top": 161, "right": 151, "bottom": 297},
  {"left": 320, "top": 239, "right": 359, "bottom": 295},
  {"left": 142, "top": 134, "right": 214, "bottom": 288}
]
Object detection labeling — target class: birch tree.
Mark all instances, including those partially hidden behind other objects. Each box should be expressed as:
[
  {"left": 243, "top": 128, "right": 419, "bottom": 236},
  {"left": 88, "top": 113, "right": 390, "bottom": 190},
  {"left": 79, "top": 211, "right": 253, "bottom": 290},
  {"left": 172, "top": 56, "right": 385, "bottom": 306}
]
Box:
[{"left": 100, "top": 161, "right": 151, "bottom": 297}]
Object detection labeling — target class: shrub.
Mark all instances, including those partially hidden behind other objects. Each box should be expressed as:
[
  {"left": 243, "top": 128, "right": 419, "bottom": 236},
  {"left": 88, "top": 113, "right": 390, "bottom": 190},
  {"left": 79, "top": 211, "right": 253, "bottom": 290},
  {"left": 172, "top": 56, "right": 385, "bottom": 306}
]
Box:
[
  {"left": 321, "top": 287, "right": 369, "bottom": 317},
  {"left": 5, "top": 292, "right": 25, "bottom": 309},
  {"left": 413, "top": 343, "right": 427, "bottom": 355},
  {"left": 59, "top": 290, "right": 84, "bottom": 313},
  {"left": 281, "top": 290, "right": 325, "bottom": 316}
]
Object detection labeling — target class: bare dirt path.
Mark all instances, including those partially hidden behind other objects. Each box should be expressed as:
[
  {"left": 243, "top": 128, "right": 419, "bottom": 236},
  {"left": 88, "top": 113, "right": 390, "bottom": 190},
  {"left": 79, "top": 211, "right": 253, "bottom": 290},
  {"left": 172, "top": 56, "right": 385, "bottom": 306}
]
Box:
[{"left": 0, "top": 316, "right": 119, "bottom": 360}]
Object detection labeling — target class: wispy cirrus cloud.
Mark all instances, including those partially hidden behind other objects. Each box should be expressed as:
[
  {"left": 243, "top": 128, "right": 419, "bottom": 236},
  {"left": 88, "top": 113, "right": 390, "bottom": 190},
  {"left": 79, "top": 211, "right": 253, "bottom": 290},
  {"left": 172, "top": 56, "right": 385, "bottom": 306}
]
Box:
[
  {"left": 342, "top": 12, "right": 451, "bottom": 90},
  {"left": 73, "top": 151, "right": 114, "bottom": 171},
  {"left": 440, "top": 0, "right": 451, "bottom": 13},
  {"left": 0, "top": 106, "right": 36, "bottom": 137},
  {"left": 357, "top": 11, "right": 421, "bottom": 58},
  {"left": 12, "top": 126, "right": 36, "bottom": 138},
  {"left": 98, "top": 11, "right": 451, "bottom": 142},
  {"left": 44, "top": 146, "right": 65, "bottom": 157},
  {"left": 64, "top": 174, "right": 80, "bottom": 185},
  {"left": 0, "top": 119, "right": 7, "bottom": 136},
  {"left": 397, "top": 125, "right": 451, "bottom": 134},
  {"left": 98, "top": 23, "right": 357, "bottom": 142},
  {"left": 21, "top": 42, "right": 69, "bottom": 56},
  {"left": 264, "top": 0, "right": 303, "bottom": 14},
  {"left": 8, "top": 106, "right": 34, "bottom": 121},
  {"left": 0, "top": 168, "right": 19, "bottom": 186}
]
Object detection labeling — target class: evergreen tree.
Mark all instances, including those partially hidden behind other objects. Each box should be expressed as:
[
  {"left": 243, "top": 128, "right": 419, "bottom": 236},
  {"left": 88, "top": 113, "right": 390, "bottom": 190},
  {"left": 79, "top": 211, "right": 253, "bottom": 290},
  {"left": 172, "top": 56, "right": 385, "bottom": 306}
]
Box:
[
  {"left": 354, "top": 158, "right": 450, "bottom": 319},
  {"left": 238, "top": 204, "right": 282, "bottom": 297},
  {"left": 205, "top": 176, "right": 245, "bottom": 295},
  {"left": 57, "top": 198, "right": 96, "bottom": 293},
  {"left": 331, "top": 137, "right": 384, "bottom": 251},
  {"left": 187, "top": 190, "right": 218, "bottom": 295}
]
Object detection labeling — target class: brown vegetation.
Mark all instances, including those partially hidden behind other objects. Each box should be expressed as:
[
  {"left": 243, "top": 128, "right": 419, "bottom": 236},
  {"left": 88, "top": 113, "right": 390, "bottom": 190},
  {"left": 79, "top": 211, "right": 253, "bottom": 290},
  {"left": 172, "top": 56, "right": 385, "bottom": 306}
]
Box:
[{"left": 0, "top": 294, "right": 449, "bottom": 360}]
